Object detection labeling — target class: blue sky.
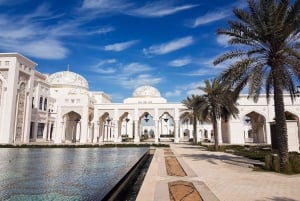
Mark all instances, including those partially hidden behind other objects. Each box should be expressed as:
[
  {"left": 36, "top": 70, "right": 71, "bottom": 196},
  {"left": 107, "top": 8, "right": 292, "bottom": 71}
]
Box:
[{"left": 0, "top": 0, "right": 246, "bottom": 102}]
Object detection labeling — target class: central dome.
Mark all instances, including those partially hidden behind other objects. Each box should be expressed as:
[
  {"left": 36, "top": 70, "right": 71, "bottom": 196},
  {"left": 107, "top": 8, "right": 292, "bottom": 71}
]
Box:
[
  {"left": 133, "top": 85, "right": 161, "bottom": 97},
  {"left": 46, "top": 71, "right": 89, "bottom": 89}
]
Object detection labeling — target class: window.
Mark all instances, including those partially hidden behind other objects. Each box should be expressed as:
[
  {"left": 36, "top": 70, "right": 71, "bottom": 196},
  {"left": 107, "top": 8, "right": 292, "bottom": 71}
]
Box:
[
  {"left": 44, "top": 98, "right": 47, "bottom": 111},
  {"left": 37, "top": 123, "right": 44, "bottom": 138},
  {"left": 0, "top": 61, "right": 2, "bottom": 66},
  {"left": 5, "top": 61, "right": 9, "bottom": 66},
  {"left": 39, "top": 97, "right": 43, "bottom": 110}
]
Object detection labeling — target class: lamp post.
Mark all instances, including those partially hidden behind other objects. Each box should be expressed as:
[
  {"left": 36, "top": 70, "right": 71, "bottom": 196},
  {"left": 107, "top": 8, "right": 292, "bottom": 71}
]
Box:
[
  {"left": 106, "top": 117, "right": 111, "bottom": 141},
  {"left": 125, "top": 117, "right": 130, "bottom": 136},
  {"left": 97, "top": 121, "right": 100, "bottom": 142},
  {"left": 144, "top": 113, "right": 149, "bottom": 122}
]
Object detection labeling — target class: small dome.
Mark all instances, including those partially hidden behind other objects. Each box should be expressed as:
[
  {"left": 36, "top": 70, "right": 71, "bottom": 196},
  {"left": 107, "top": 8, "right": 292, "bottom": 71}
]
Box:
[
  {"left": 46, "top": 71, "right": 89, "bottom": 89},
  {"left": 133, "top": 85, "right": 161, "bottom": 97}
]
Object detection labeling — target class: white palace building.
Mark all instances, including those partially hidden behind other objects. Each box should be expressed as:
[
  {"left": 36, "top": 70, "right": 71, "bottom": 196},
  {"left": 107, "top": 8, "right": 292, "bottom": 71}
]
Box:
[{"left": 0, "top": 53, "right": 299, "bottom": 152}]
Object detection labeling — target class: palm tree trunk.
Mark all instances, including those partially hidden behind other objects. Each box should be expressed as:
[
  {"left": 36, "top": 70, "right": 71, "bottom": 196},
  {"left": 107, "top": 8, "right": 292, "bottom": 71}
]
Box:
[
  {"left": 193, "top": 115, "right": 197, "bottom": 143},
  {"left": 273, "top": 72, "right": 288, "bottom": 172},
  {"left": 213, "top": 118, "right": 219, "bottom": 150}
]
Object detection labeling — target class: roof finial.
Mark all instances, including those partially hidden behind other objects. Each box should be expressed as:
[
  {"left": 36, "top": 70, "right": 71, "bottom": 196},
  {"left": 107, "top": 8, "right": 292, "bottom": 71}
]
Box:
[{"left": 67, "top": 64, "right": 70, "bottom": 71}]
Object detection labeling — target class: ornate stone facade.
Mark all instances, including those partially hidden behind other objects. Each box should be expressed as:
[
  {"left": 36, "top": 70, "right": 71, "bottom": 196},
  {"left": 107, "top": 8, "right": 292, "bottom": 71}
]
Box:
[{"left": 0, "top": 53, "right": 299, "bottom": 152}]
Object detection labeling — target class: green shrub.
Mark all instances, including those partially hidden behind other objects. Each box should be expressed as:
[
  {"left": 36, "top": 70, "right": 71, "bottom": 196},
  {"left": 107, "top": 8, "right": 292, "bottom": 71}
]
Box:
[{"left": 264, "top": 153, "right": 300, "bottom": 174}]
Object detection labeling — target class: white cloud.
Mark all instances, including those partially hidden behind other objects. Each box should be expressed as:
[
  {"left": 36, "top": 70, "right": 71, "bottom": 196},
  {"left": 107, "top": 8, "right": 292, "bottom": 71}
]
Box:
[
  {"left": 18, "top": 39, "right": 69, "bottom": 59},
  {"left": 90, "top": 59, "right": 117, "bottom": 74},
  {"left": 192, "top": 10, "right": 230, "bottom": 27},
  {"left": 170, "top": 81, "right": 205, "bottom": 99},
  {"left": 216, "top": 35, "right": 232, "bottom": 47},
  {"left": 92, "top": 67, "right": 116, "bottom": 74},
  {"left": 89, "top": 60, "right": 162, "bottom": 90},
  {"left": 104, "top": 40, "right": 138, "bottom": 52},
  {"left": 81, "top": 0, "right": 197, "bottom": 18},
  {"left": 143, "top": 36, "right": 194, "bottom": 55},
  {"left": 0, "top": 0, "right": 27, "bottom": 6},
  {"left": 82, "top": 0, "right": 132, "bottom": 10},
  {"left": 185, "top": 69, "right": 217, "bottom": 76},
  {"left": 130, "top": 2, "right": 197, "bottom": 17},
  {"left": 92, "top": 59, "right": 117, "bottom": 67},
  {"left": 187, "top": 88, "right": 203, "bottom": 96},
  {"left": 119, "top": 74, "right": 162, "bottom": 89},
  {"left": 0, "top": 3, "right": 115, "bottom": 60},
  {"left": 168, "top": 57, "right": 191, "bottom": 67},
  {"left": 165, "top": 90, "right": 181, "bottom": 98},
  {"left": 122, "top": 63, "right": 152, "bottom": 75}
]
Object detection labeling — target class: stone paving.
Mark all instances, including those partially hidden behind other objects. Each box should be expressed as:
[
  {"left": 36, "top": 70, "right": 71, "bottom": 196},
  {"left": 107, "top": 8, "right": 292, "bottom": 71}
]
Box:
[{"left": 137, "top": 143, "right": 300, "bottom": 201}]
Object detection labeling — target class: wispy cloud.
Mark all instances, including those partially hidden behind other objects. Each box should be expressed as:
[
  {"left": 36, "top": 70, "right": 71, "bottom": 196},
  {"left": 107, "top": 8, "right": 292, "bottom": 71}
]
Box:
[
  {"left": 165, "top": 89, "right": 181, "bottom": 98},
  {"left": 81, "top": 0, "right": 197, "bottom": 18},
  {"left": 90, "top": 59, "right": 117, "bottom": 74},
  {"left": 104, "top": 40, "right": 138, "bottom": 52},
  {"left": 130, "top": 2, "right": 198, "bottom": 18},
  {"left": 168, "top": 57, "right": 191, "bottom": 67},
  {"left": 0, "top": 0, "right": 27, "bottom": 6},
  {"left": 119, "top": 74, "right": 162, "bottom": 89},
  {"left": 190, "top": 0, "right": 247, "bottom": 28},
  {"left": 89, "top": 60, "right": 162, "bottom": 89},
  {"left": 185, "top": 69, "right": 218, "bottom": 76},
  {"left": 216, "top": 35, "right": 232, "bottom": 47},
  {"left": 192, "top": 10, "right": 230, "bottom": 27},
  {"left": 169, "top": 81, "right": 205, "bottom": 100},
  {"left": 143, "top": 36, "right": 194, "bottom": 55},
  {"left": 123, "top": 63, "right": 152, "bottom": 75},
  {"left": 0, "top": 3, "right": 115, "bottom": 59},
  {"left": 82, "top": 0, "right": 133, "bottom": 10}
]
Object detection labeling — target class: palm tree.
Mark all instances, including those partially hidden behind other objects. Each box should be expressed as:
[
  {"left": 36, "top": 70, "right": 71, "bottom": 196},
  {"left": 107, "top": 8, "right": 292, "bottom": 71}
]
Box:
[
  {"left": 213, "top": 0, "right": 300, "bottom": 171},
  {"left": 181, "top": 95, "right": 202, "bottom": 143},
  {"left": 197, "top": 79, "right": 239, "bottom": 150}
]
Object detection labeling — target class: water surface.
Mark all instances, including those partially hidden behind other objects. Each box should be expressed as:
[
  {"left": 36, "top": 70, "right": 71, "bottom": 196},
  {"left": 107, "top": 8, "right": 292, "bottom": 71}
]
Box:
[{"left": 0, "top": 147, "right": 148, "bottom": 201}]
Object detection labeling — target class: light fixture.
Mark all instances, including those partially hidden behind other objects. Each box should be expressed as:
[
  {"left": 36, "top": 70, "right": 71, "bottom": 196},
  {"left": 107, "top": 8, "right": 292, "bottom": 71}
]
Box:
[{"left": 144, "top": 113, "right": 149, "bottom": 122}]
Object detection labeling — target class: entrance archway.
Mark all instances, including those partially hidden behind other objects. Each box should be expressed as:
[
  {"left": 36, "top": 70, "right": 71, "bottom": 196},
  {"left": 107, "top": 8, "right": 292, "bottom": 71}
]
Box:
[
  {"left": 139, "top": 112, "right": 155, "bottom": 141},
  {"left": 99, "top": 113, "right": 114, "bottom": 142},
  {"left": 63, "top": 111, "right": 81, "bottom": 143},
  {"left": 243, "top": 111, "right": 266, "bottom": 143}
]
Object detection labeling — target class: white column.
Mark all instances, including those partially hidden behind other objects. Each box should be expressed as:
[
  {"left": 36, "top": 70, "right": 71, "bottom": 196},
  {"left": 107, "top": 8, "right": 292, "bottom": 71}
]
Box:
[
  {"left": 33, "top": 122, "right": 38, "bottom": 141},
  {"left": 104, "top": 123, "right": 108, "bottom": 141},
  {"left": 155, "top": 120, "right": 159, "bottom": 143},
  {"left": 134, "top": 120, "right": 140, "bottom": 143},
  {"left": 114, "top": 120, "right": 119, "bottom": 142},
  {"left": 76, "top": 121, "right": 81, "bottom": 142},
  {"left": 42, "top": 122, "right": 48, "bottom": 140},
  {"left": 94, "top": 121, "right": 99, "bottom": 142},
  {"left": 266, "top": 122, "right": 272, "bottom": 144},
  {"left": 174, "top": 119, "right": 179, "bottom": 143},
  {"left": 47, "top": 122, "right": 52, "bottom": 141},
  {"left": 60, "top": 120, "right": 65, "bottom": 143},
  {"left": 217, "top": 118, "right": 223, "bottom": 144}
]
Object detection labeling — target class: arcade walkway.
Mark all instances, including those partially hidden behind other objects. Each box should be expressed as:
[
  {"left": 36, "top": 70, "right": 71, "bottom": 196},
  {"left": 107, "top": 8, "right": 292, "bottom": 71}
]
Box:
[{"left": 137, "top": 143, "right": 300, "bottom": 201}]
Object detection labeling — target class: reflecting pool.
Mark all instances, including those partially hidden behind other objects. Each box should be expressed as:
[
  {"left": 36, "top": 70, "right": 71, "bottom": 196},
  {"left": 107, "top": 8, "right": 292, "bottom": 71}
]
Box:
[{"left": 0, "top": 147, "right": 148, "bottom": 201}]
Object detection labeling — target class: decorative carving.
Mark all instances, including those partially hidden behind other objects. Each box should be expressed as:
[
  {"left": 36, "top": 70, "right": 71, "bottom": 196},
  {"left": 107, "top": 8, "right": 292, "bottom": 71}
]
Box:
[
  {"left": 0, "top": 71, "right": 8, "bottom": 80},
  {"left": 19, "top": 73, "right": 29, "bottom": 85},
  {"left": 15, "top": 82, "right": 26, "bottom": 142},
  {"left": 133, "top": 85, "right": 161, "bottom": 97},
  {"left": 46, "top": 71, "right": 89, "bottom": 89},
  {"left": 68, "top": 88, "right": 88, "bottom": 95}
]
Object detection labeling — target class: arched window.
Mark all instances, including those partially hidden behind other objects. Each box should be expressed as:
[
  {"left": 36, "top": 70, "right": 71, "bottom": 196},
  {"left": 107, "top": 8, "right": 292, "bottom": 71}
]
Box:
[
  {"left": 39, "top": 96, "right": 43, "bottom": 110},
  {"left": 44, "top": 98, "right": 47, "bottom": 111}
]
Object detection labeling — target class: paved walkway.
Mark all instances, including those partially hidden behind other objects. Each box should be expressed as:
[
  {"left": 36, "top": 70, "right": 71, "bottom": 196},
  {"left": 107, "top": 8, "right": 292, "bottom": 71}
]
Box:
[{"left": 137, "top": 143, "right": 300, "bottom": 201}]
